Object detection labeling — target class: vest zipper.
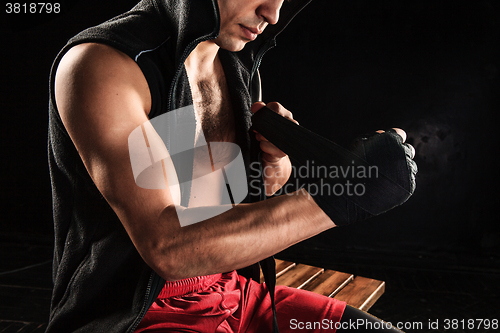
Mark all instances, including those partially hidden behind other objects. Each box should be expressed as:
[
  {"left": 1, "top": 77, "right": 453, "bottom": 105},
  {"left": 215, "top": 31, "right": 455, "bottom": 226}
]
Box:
[
  {"left": 167, "top": 33, "right": 217, "bottom": 112},
  {"left": 127, "top": 271, "right": 163, "bottom": 333}
]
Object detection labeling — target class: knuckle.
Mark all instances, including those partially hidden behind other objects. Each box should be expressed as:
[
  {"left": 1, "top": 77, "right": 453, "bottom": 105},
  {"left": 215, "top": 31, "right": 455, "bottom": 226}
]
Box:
[
  {"left": 266, "top": 101, "right": 281, "bottom": 109},
  {"left": 267, "top": 102, "right": 287, "bottom": 115},
  {"left": 264, "top": 102, "right": 294, "bottom": 120}
]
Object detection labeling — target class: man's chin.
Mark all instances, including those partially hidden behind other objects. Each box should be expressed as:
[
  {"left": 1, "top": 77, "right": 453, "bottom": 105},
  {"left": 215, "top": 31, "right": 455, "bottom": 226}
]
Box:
[{"left": 214, "top": 37, "right": 248, "bottom": 52}]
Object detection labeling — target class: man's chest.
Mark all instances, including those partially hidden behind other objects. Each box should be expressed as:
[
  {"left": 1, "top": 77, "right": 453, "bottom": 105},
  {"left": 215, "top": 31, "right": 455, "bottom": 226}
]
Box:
[
  {"left": 190, "top": 75, "right": 236, "bottom": 145},
  {"left": 185, "top": 66, "right": 238, "bottom": 179}
]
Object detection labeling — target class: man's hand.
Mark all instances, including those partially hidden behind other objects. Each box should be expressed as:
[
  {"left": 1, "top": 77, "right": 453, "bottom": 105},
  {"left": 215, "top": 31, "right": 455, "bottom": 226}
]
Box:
[
  {"left": 250, "top": 107, "right": 418, "bottom": 227},
  {"left": 375, "top": 128, "right": 416, "bottom": 158},
  {"left": 251, "top": 102, "right": 295, "bottom": 196},
  {"left": 311, "top": 126, "right": 418, "bottom": 226}
]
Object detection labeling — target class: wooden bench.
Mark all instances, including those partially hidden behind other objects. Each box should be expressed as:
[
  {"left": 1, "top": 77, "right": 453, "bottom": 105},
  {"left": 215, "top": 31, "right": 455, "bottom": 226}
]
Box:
[{"left": 261, "top": 259, "right": 385, "bottom": 312}]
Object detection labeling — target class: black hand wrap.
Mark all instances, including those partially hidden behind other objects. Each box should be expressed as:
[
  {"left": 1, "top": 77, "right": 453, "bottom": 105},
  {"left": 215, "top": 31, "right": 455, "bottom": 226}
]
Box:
[{"left": 251, "top": 107, "right": 417, "bottom": 226}]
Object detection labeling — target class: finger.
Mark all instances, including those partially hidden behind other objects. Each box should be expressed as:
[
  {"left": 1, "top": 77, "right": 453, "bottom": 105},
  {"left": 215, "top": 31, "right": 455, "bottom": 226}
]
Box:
[
  {"left": 404, "top": 143, "right": 416, "bottom": 159},
  {"left": 375, "top": 128, "right": 407, "bottom": 142},
  {"left": 265, "top": 102, "right": 299, "bottom": 125},
  {"left": 255, "top": 132, "right": 269, "bottom": 142},
  {"left": 261, "top": 152, "right": 284, "bottom": 164},
  {"left": 391, "top": 128, "right": 407, "bottom": 142},
  {"left": 259, "top": 140, "right": 287, "bottom": 159},
  {"left": 251, "top": 101, "right": 267, "bottom": 114}
]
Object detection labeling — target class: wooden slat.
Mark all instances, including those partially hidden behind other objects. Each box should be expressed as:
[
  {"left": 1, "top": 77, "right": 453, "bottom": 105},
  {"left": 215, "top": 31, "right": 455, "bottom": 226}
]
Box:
[
  {"left": 276, "top": 264, "right": 324, "bottom": 289},
  {"left": 333, "top": 276, "right": 386, "bottom": 311},
  {"left": 302, "top": 269, "right": 354, "bottom": 297},
  {"left": 275, "top": 260, "right": 296, "bottom": 278},
  {"left": 259, "top": 260, "right": 296, "bottom": 283},
  {"left": 260, "top": 259, "right": 385, "bottom": 311}
]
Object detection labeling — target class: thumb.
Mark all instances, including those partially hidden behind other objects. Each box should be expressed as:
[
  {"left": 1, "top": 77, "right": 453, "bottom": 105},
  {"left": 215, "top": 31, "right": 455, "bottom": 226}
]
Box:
[{"left": 251, "top": 101, "right": 266, "bottom": 114}]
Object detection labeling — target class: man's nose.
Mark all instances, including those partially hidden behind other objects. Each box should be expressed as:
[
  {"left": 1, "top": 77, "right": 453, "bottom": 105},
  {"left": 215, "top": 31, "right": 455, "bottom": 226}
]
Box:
[{"left": 257, "top": 0, "right": 283, "bottom": 25}]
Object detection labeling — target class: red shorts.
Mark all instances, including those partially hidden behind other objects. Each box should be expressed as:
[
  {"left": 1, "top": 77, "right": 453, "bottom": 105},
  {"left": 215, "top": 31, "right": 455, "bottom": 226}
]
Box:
[{"left": 135, "top": 270, "right": 346, "bottom": 333}]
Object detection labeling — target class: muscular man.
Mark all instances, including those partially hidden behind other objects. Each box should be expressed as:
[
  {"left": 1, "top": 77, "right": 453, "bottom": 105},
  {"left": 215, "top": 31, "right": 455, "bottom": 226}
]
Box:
[{"left": 47, "top": 0, "right": 415, "bottom": 332}]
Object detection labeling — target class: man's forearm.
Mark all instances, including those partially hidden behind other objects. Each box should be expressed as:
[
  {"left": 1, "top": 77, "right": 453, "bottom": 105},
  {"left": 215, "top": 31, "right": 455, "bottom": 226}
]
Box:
[{"left": 142, "top": 188, "right": 332, "bottom": 281}]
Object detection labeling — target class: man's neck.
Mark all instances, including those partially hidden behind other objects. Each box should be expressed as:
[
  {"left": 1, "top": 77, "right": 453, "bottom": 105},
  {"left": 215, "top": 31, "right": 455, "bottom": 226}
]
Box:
[{"left": 184, "top": 40, "right": 220, "bottom": 80}]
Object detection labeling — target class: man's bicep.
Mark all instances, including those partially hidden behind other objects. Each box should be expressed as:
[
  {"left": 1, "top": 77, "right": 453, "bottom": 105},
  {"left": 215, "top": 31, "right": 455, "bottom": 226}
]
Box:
[{"left": 54, "top": 43, "right": 180, "bottom": 251}]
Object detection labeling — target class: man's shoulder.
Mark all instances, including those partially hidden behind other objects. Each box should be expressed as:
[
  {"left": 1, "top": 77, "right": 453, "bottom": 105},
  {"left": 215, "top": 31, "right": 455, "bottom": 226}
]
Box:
[
  {"left": 62, "top": 43, "right": 133, "bottom": 68},
  {"left": 55, "top": 42, "right": 151, "bottom": 119},
  {"left": 57, "top": 43, "right": 140, "bottom": 85}
]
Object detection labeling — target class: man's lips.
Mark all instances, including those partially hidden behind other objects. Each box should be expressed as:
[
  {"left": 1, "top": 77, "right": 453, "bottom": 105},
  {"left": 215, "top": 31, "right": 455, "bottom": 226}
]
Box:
[{"left": 239, "top": 25, "right": 262, "bottom": 41}]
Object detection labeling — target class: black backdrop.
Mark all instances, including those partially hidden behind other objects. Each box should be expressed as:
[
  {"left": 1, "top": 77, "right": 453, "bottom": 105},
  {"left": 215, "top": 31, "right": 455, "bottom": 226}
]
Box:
[{"left": 1, "top": 0, "right": 499, "bottom": 271}]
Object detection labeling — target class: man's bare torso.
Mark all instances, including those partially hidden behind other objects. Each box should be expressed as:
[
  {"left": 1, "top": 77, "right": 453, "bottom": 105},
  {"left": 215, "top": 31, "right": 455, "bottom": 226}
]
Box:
[{"left": 186, "top": 54, "right": 236, "bottom": 207}]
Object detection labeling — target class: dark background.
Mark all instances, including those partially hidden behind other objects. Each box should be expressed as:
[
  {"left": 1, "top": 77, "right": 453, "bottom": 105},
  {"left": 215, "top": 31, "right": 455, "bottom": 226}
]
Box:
[{"left": 1, "top": 1, "right": 499, "bottom": 326}]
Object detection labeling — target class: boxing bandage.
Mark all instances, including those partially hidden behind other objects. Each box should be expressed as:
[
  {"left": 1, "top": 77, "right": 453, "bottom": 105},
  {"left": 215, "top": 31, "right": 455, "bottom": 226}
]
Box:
[{"left": 251, "top": 107, "right": 417, "bottom": 226}]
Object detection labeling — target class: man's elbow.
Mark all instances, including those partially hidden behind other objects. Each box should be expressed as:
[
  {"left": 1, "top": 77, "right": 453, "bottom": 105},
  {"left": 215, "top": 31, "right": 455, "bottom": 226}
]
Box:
[
  {"left": 150, "top": 258, "right": 186, "bottom": 282},
  {"left": 137, "top": 231, "right": 194, "bottom": 282}
]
